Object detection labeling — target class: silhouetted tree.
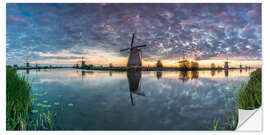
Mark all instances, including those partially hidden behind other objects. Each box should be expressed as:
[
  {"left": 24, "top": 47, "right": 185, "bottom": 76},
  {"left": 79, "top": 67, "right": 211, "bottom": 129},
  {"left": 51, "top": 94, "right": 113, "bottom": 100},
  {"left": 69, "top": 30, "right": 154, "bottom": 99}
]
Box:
[
  {"left": 109, "top": 63, "right": 113, "bottom": 68},
  {"left": 179, "top": 60, "right": 189, "bottom": 70},
  {"left": 211, "top": 63, "right": 216, "bottom": 69},
  {"left": 190, "top": 61, "right": 199, "bottom": 70}
]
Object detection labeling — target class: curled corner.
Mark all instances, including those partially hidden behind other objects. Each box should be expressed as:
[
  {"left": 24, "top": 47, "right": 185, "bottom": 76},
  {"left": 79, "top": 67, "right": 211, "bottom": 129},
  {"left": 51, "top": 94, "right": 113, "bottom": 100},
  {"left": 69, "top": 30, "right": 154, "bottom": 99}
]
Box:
[{"left": 236, "top": 107, "right": 262, "bottom": 131}]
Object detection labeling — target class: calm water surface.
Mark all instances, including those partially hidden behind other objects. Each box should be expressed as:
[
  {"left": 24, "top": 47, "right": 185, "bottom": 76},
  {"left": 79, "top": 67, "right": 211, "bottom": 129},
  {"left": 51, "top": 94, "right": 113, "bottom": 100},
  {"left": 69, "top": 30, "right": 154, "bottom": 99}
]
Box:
[{"left": 18, "top": 69, "right": 254, "bottom": 130}]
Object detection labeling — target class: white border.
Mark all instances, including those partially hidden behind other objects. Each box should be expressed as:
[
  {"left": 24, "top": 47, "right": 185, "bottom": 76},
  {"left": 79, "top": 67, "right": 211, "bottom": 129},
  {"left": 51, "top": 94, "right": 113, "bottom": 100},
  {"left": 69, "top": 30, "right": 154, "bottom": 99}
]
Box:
[{"left": 1, "top": 0, "right": 269, "bottom": 135}]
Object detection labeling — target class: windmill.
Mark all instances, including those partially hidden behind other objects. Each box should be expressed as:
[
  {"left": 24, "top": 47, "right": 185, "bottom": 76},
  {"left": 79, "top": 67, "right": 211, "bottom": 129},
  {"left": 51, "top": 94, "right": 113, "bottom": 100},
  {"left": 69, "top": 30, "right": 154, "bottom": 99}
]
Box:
[
  {"left": 120, "top": 33, "right": 147, "bottom": 67},
  {"left": 240, "top": 63, "right": 242, "bottom": 70},
  {"left": 75, "top": 56, "right": 86, "bottom": 68},
  {"left": 81, "top": 56, "right": 86, "bottom": 68},
  {"left": 240, "top": 63, "right": 243, "bottom": 73},
  {"left": 224, "top": 56, "right": 231, "bottom": 70},
  {"left": 24, "top": 59, "right": 31, "bottom": 68}
]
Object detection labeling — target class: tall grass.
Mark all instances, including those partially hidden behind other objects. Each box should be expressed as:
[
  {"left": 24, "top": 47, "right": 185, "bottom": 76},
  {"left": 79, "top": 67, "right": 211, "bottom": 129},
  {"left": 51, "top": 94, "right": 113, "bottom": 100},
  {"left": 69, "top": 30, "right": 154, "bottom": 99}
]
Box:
[
  {"left": 212, "top": 68, "right": 262, "bottom": 130},
  {"left": 236, "top": 68, "right": 262, "bottom": 109},
  {"left": 7, "top": 67, "right": 55, "bottom": 130},
  {"left": 6, "top": 68, "right": 32, "bottom": 130},
  {"left": 212, "top": 110, "right": 238, "bottom": 130}
]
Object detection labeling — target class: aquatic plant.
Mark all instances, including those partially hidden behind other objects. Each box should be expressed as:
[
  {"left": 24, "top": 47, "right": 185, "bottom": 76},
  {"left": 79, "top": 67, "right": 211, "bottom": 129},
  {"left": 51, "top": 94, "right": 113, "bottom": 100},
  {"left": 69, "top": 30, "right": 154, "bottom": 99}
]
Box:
[
  {"left": 212, "top": 110, "right": 238, "bottom": 130},
  {"left": 212, "top": 68, "right": 261, "bottom": 130},
  {"left": 29, "top": 110, "right": 55, "bottom": 130},
  {"left": 6, "top": 68, "right": 32, "bottom": 130},
  {"left": 7, "top": 67, "right": 56, "bottom": 130},
  {"left": 236, "top": 68, "right": 262, "bottom": 109},
  {"left": 68, "top": 103, "right": 74, "bottom": 107},
  {"left": 31, "top": 110, "right": 38, "bottom": 113},
  {"left": 212, "top": 119, "right": 219, "bottom": 130},
  {"left": 43, "top": 100, "right": 48, "bottom": 103}
]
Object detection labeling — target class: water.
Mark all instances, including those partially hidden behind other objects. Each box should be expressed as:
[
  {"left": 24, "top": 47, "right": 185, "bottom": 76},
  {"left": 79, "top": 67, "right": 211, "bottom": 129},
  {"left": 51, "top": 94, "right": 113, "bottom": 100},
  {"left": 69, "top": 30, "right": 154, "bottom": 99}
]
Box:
[{"left": 18, "top": 69, "right": 254, "bottom": 130}]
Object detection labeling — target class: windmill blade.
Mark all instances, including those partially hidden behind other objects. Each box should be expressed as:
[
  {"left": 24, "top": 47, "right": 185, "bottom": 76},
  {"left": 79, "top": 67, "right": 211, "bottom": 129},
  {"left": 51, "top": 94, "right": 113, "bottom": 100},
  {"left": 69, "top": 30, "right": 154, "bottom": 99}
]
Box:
[
  {"left": 130, "top": 33, "right": 135, "bottom": 48},
  {"left": 134, "top": 44, "right": 147, "bottom": 48},
  {"left": 120, "top": 48, "right": 130, "bottom": 52}
]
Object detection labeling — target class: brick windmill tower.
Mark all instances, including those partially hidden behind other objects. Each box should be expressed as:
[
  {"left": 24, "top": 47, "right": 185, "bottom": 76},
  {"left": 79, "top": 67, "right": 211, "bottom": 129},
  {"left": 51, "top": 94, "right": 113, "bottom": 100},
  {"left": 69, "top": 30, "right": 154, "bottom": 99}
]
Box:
[{"left": 120, "top": 33, "right": 147, "bottom": 67}]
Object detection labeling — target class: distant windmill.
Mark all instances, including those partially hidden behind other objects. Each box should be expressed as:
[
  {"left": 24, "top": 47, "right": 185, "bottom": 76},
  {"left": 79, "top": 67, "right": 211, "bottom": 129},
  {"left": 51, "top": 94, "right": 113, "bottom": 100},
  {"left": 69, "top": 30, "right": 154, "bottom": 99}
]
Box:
[
  {"left": 76, "top": 57, "right": 86, "bottom": 68},
  {"left": 240, "top": 63, "right": 242, "bottom": 70},
  {"left": 24, "top": 59, "right": 31, "bottom": 68},
  {"left": 81, "top": 56, "right": 86, "bottom": 68},
  {"left": 120, "top": 33, "right": 147, "bottom": 67},
  {"left": 224, "top": 56, "right": 231, "bottom": 70}
]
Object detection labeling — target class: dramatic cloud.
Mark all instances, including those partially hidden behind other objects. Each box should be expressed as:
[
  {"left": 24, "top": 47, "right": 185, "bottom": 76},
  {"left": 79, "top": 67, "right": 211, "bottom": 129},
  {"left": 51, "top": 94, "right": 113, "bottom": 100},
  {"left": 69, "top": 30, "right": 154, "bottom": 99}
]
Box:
[{"left": 6, "top": 3, "right": 261, "bottom": 66}]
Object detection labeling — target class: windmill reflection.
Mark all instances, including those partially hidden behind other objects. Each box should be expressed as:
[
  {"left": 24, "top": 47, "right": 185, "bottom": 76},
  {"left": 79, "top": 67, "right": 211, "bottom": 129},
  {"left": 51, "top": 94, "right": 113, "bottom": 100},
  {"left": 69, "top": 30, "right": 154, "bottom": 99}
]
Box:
[
  {"left": 225, "top": 69, "right": 229, "bottom": 77},
  {"left": 109, "top": 71, "right": 112, "bottom": 77},
  {"left": 81, "top": 70, "right": 93, "bottom": 80},
  {"left": 81, "top": 70, "right": 85, "bottom": 80},
  {"left": 26, "top": 69, "right": 30, "bottom": 74},
  {"left": 156, "top": 71, "right": 162, "bottom": 80},
  {"left": 211, "top": 70, "right": 216, "bottom": 76},
  {"left": 178, "top": 71, "right": 199, "bottom": 82},
  {"left": 127, "top": 71, "right": 145, "bottom": 106}
]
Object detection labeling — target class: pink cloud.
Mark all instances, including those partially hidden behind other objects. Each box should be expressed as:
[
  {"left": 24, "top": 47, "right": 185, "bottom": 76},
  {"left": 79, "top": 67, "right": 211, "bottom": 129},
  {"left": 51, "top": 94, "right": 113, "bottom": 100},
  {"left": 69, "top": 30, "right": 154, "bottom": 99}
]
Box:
[
  {"left": 7, "top": 15, "right": 28, "bottom": 24},
  {"left": 218, "top": 11, "right": 228, "bottom": 16},
  {"left": 180, "top": 21, "right": 193, "bottom": 25},
  {"left": 248, "top": 9, "right": 258, "bottom": 16}
]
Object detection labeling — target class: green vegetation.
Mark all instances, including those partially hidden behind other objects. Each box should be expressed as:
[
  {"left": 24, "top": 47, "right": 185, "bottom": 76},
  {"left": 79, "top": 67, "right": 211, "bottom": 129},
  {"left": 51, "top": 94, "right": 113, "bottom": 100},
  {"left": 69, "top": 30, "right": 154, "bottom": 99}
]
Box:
[
  {"left": 68, "top": 103, "right": 74, "bottom": 107},
  {"left": 7, "top": 68, "right": 32, "bottom": 130},
  {"left": 212, "top": 68, "right": 262, "bottom": 130},
  {"left": 212, "top": 111, "right": 238, "bottom": 130},
  {"left": 6, "top": 67, "right": 55, "bottom": 130},
  {"left": 236, "top": 68, "right": 262, "bottom": 109},
  {"left": 179, "top": 60, "right": 197, "bottom": 70}
]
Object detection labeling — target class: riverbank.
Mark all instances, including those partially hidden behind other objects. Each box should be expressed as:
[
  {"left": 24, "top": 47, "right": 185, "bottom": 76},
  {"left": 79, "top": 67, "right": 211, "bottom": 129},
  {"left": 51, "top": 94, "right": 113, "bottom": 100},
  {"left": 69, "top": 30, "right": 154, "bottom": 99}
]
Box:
[
  {"left": 6, "top": 68, "right": 54, "bottom": 130},
  {"left": 6, "top": 68, "right": 32, "bottom": 130},
  {"left": 76, "top": 66, "right": 253, "bottom": 71},
  {"left": 212, "top": 68, "right": 262, "bottom": 130},
  {"left": 236, "top": 68, "right": 262, "bottom": 109}
]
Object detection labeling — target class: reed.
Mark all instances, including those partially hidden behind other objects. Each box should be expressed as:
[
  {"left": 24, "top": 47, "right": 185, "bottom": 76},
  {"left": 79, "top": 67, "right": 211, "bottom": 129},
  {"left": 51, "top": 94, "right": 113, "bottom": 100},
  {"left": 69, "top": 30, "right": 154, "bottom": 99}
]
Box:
[
  {"left": 236, "top": 68, "right": 262, "bottom": 109},
  {"left": 6, "top": 67, "right": 55, "bottom": 130},
  {"left": 212, "top": 68, "right": 261, "bottom": 130},
  {"left": 6, "top": 67, "right": 32, "bottom": 130},
  {"left": 212, "top": 110, "right": 238, "bottom": 130}
]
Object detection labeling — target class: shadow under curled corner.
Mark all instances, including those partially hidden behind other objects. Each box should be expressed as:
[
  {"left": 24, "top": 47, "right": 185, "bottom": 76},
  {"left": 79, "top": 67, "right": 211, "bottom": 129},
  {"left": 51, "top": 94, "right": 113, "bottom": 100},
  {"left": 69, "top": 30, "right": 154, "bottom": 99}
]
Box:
[{"left": 236, "top": 107, "right": 262, "bottom": 131}]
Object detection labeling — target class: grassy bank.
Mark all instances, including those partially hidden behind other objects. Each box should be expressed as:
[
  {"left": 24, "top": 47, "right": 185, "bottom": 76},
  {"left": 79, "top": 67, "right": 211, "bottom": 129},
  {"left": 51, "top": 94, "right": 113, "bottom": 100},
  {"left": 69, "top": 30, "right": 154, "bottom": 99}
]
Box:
[
  {"left": 6, "top": 68, "right": 54, "bottom": 130},
  {"left": 6, "top": 68, "right": 32, "bottom": 130},
  {"left": 236, "top": 68, "right": 262, "bottom": 109},
  {"left": 212, "top": 68, "right": 262, "bottom": 130}
]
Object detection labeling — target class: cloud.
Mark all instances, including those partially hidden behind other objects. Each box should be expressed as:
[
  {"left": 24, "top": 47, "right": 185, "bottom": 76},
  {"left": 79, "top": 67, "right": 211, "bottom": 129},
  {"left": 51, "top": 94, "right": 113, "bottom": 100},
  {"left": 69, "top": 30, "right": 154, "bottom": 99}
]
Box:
[{"left": 6, "top": 3, "right": 261, "bottom": 65}]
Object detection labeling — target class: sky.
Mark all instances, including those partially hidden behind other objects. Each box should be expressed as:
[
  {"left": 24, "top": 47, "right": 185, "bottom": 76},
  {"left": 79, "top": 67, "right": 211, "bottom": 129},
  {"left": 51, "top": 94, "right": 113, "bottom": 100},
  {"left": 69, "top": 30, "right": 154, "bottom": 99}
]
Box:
[{"left": 6, "top": 3, "right": 262, "bottom": 67}]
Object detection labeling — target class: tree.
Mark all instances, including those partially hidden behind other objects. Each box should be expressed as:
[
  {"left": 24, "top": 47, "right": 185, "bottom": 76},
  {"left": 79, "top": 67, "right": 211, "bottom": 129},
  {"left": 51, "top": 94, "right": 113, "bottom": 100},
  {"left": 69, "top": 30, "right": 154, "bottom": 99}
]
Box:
[
  {"left": 190, "top": 61, "right": 199, "bottom": 70},
  {"left": 109, "top": 63, "right": 113, "bottom": 68},
  {"left": 211, "top": 63, "right": 216, "bottom": 69}
]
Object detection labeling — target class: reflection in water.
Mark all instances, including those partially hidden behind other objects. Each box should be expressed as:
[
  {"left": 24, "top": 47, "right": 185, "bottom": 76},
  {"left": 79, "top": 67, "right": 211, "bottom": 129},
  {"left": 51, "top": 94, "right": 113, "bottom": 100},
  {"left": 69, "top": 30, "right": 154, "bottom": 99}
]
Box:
[
  {"left": 156, "top": 71, "right": 162, "bottom": 80},
  {"left": 81, "top": 70, "right": 94, "bottom": 80},
  {"left": 178, "top": 71, "right": 199, "bottom": 82},
  {"left": 16, "top": 69, "right": 258, "bottom": 130},
  {"left": 26, "top": 69, "right": 30, "bottom": 74},
  {"left": 109, "top": 71, "right": 112, "bottom": 77},
  {"left": 127, "top": 71, "right": 144, "bottom": 106},
  {"left": 225, "top": 69, "right": 229, "bottom": 77},
  {"left": 81, "top": 70, "right": 85, "bottom": 80},
  {"left": 211, "top": 70, "right": 216, "bottom": 77}
]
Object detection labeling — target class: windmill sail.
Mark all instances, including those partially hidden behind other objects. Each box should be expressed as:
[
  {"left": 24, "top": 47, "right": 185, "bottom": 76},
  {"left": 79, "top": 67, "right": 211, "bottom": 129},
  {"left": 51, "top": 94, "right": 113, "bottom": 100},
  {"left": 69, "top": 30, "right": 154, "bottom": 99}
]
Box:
[{"left": 120, "top": 33, "right": 147, "bottom": 67}]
